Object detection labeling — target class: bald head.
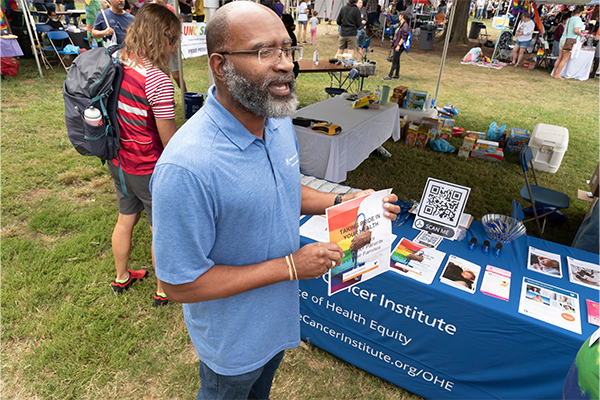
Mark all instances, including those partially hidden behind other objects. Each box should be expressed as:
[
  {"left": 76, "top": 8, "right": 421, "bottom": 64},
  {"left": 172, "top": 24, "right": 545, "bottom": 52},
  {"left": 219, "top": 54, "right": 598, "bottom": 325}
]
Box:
[{"left": 206, "top": 2, "right": 282, "bottom": 56}]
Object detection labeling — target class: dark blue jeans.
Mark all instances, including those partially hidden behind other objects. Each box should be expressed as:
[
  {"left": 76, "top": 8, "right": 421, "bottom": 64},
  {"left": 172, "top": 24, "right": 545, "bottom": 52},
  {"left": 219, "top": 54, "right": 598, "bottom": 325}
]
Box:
[
  {"left": 197, "top": 350, "right": 285, "bottom": 400},
  {"left": 63, "top": 2, "right": 77, "bottom": 25},
  {"left": 388, "top": 46, "right": 405, "bottom": 78}
]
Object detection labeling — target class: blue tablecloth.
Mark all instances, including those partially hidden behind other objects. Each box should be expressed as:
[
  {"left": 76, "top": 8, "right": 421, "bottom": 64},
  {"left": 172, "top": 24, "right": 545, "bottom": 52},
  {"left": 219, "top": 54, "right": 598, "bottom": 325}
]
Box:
[{"left": 299, "top": 217, "right": 599, "bottom": 399}]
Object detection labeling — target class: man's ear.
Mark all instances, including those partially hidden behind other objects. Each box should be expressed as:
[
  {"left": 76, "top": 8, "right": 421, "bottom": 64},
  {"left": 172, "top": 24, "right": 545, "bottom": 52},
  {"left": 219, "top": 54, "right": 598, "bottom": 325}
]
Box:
[{"left": 209, "top": 53, "right": 226, "bottom": 83}]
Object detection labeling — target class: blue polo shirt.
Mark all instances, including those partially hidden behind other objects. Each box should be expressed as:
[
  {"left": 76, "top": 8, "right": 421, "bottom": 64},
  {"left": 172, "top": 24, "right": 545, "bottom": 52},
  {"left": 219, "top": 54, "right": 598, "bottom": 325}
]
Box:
[
  {"left": 150, "top": 85, "right": 302, "bottom": 376},
  {"left": 93, "top": 9, "right": 134, "bottom": 44}
]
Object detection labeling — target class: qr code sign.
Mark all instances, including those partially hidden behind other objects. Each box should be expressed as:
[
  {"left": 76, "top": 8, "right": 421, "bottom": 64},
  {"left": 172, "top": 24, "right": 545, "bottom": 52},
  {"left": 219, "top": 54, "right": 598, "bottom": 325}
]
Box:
[{"left": 418, "top": 179, "right": 471, "bottom": 227}]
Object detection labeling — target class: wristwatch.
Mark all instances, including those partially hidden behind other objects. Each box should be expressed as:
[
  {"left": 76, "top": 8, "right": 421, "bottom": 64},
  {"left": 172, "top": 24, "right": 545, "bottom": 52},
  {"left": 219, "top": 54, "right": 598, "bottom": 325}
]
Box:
[{"left": 334, "top": 193, "right": 344, "bottom": 205}]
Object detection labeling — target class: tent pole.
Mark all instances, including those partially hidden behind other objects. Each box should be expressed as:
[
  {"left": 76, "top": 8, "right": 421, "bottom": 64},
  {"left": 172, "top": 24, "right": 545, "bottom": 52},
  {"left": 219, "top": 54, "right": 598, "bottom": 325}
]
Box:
[
  {"left": 433, "top": 0, "right": 455, "bottom": 107},
  {"left": 18, "top": 0, "right": 44, "bottom": 77},
  {"left": 205, "top": 0, "right": 219, "bottom": 88},
  {"left": 174, "top": 0, "right": 185, "bottom": 118}
]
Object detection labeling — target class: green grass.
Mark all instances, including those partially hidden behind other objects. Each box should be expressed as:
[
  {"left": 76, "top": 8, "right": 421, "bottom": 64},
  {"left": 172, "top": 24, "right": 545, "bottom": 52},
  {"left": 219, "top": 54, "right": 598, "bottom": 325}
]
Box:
[{"left": 2, "top": 19, "right": 598, "bottom": 399}]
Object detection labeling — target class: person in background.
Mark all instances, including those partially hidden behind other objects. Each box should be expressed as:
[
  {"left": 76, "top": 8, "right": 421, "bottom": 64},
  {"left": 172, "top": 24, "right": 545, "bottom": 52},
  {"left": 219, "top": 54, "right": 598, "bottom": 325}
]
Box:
[
  {"left": 309, "top": 9, "right": 318, "bottom": 45},
  {"left": 282, "top": 13, "right": 300, "bottom": 77},
  {"left": 510, "top": 12, "right": 535, "bottom": 67},
  {"left": 194, "top": 0, "right": 204, "bottom": 22},
  {"left": 54, "top": 0, "right": 64, "bottom": 24},
  {"left": 336, "top": 0, "right": 362, "bottom": 59},
  {"left": 383, "top": 10, "right": 409, "bottom": 80},
  {"left": 475, "top": 0, "right": 485, "bottom": 20},
  {"left": 590, "top": 20, "right": 599, "bottom": 78},
  {"left": 178, "top": 0, "right": 193, "bottom": 20},
  {"left": 92, "top": 0, "right": 135, "bottom": 45},
  {"left": 437, "top": 0, "right": 447, "bottom": 15},
  {"left": 108, "top": 3, "right": 180, "bottom": 308},
  {"left": 150, "top": 4, "right": 400, "bottom": 399},
  {"left": 46, "top": 9, "right": 64, "bottom": 29},
  {"left": 550, "top": 12, "right": 567, "bottom": 69},
  {"left": 63, "top": 0, "right": 77, "bottom": 25},
  {"left": 297, "top": 0, "right": 308, "bottom": 44},
  {"left": 274, "top": 0, "right": 284, "bottom": 18},
  {"left": 357, "top": 0, "right": 367, "bottom": 29},
  {"left": 365, "top": 0, "right": 378, "bottom": 36},
  {"left": 552, "top": 5, "right": 586, "bottom": 80}
]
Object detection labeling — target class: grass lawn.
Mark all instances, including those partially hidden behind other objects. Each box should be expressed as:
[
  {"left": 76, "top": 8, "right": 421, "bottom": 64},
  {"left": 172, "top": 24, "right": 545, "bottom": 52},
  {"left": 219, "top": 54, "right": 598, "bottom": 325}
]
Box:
[{"left": 1, "top": 17, "right": 598, "bottom": 400}]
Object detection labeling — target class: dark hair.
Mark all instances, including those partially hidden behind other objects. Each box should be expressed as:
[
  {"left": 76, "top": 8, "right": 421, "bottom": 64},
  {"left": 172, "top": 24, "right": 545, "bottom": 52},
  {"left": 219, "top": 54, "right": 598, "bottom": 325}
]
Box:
[
  {"left": 399, "top": 10, "right": 409, "bottom": 19},
  {"left": 281, "top": 13, "right": 294, "bottom": 29},
  {"left": 348, "top": 0, "right": 358, "bottom": 4},
  {"left": 573, "top": 5, "right": 585, "bottom": 15}
]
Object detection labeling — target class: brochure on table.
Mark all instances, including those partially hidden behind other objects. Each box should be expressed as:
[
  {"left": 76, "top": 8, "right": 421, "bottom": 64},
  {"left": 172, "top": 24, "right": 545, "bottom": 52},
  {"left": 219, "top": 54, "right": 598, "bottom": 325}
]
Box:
[
  {"left": 389, "top": 238, "right": 446, "bottom": 285},
  {"left": 519, "top": 277, "right": 581, "bottom": 334},
  {"left": 326, "top": 189, "right": 392, "bottom": 296},
  {"left": 412, "top": 178, "right": 471, "bottom": 240},
  {"left": 480, "top": 265, "right": 511, "bottom": 301},
  {"left": 567, "top": 256, "right": 600, "bottom": 291}
]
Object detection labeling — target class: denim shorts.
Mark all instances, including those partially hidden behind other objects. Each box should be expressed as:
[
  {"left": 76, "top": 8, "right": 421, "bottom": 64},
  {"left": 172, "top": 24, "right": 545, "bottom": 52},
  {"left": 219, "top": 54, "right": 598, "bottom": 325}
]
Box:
[
  {"left": 516, "top": 39, "right": 531, "bottom": 48},
  {"left": 108, "top": 162, "right": 153, "bottom": 225},
  {"left": 297, "top": 20, "right": 307, "bottom": 24}
]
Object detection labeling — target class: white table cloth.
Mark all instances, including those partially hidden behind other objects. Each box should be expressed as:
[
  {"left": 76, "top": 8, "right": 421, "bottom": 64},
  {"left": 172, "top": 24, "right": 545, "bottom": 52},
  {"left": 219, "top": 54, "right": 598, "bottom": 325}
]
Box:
[
  {"left": 560, "top": 48, "right": 595, "bottom": 81},
  {"left": 292, "top": 96, "right": 400, "bottom": 183}
]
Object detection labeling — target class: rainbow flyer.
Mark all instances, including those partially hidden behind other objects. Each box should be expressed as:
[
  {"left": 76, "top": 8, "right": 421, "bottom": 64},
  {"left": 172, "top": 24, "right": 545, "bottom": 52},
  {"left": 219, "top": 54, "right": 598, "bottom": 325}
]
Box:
[
  {"left": 326, "top": 189, "right": 392, "bottom": 296},
  {"left": 389, "top": 238, "right": 446, "bottom": 285}
]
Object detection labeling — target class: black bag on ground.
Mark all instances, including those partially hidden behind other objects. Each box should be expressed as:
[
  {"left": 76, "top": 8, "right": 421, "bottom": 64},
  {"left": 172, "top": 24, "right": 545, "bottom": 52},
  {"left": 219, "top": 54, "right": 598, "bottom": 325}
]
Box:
[{"left": 63, "top": 45, "right": 128, "bottom": 196}]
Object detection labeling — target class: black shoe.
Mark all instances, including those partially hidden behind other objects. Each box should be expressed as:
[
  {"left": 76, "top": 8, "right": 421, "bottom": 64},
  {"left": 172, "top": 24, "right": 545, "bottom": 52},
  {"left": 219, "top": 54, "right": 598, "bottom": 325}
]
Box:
[
  {"left": 153, "top": 293, "right": 169, "bottom": 308},
  {"left": 391, "top": 75, "right": 399, "bottom": 79},
  {"left": 382, "top": 76, "right": 392, "bottom": 81}
]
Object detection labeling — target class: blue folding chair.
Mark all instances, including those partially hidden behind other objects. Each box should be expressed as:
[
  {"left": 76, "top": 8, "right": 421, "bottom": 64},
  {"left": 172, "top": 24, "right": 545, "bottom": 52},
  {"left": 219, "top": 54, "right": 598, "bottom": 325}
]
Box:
[
  {"left": 44, "top": 30, "right": 75, "bottom": 71},
  {"left": 519, "top": 144, "right": 570, "bottom": 237}
]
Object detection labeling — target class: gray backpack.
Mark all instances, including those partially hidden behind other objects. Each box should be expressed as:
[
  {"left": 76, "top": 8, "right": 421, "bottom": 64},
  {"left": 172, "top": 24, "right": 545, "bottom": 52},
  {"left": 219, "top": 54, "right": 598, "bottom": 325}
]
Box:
[{"left": 63, "top": 46, "right": 128, "bottom": 196}]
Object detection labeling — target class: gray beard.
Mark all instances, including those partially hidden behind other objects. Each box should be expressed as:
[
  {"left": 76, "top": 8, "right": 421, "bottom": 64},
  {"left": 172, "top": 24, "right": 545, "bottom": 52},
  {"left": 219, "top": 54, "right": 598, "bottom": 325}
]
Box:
[{"left": 222, "top": 60, "right": 299, "bottom": 119}]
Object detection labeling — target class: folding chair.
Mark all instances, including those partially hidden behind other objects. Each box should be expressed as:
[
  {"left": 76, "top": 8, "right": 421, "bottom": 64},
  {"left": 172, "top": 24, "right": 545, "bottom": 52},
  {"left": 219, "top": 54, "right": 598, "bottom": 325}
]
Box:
[
  {"left": 369, "top": 14, "right": 386, "bottom": 39},
  {"left": 518, "top": 145, "right": 570, "bottom": 237},
  {"left": 44, "top": 30, "right": 76, "bottom": 71},
  {"left": 324, "top": 68, "right": 360, "bottom": 97},
  {"left": 435, "top": 13, "right": 446, "bottom": 30}
]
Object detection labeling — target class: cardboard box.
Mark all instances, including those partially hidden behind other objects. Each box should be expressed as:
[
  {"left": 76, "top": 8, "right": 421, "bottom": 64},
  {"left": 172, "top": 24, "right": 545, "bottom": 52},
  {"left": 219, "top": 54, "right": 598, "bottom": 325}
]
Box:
[
  {"left": 457, "top": 148, "right": 471, "bottom": 158},
  {"left": 506, "top": 128, "right": 530, "bottom": 153},
  {"left": 590, "top": 162, "right": 600, "bottom": 198},
  {"left": 523, "top": 57, "right": 537, "bottom": 69},
  {"left": 466, "top": 131, "right": 486, "bottom": 141},
  {"left": 461, "top": 136, "right": 477, "bottom": 151},
  {"left": 405, "top": 122, "right": 420, "bottom": 146},
  {"left": 452, "top": 127, "right": 464, "bottom": 137},
  {"left": 60, "top": 53, "right": 76, "bottom": 67}
]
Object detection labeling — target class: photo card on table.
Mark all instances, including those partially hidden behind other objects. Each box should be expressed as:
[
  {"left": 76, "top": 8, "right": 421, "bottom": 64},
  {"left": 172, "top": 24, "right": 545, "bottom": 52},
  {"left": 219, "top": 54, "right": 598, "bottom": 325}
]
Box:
[
  {"left": 527, "top": 246, "right": 562, "bottom": 278},
  {"left": 567, "top": 256, "right": 600, "bottom": 291},
  {"left": 440, "top": 255, "right": 481, "bottom": 294}
]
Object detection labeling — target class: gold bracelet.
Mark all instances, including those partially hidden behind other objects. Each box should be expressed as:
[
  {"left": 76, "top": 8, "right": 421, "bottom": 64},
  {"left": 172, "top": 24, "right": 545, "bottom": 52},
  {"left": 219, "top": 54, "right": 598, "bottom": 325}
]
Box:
[
  {"left": 290, "top": 253, "right": 298, "bottom": 280},
  {"left": 285, "top": 256, "right": 293, "bottom": 281}
]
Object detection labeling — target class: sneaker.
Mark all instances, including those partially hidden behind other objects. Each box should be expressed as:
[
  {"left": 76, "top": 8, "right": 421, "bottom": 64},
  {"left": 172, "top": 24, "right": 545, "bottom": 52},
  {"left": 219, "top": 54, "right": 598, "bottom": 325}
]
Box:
[
  {"left": 391, "top": 75, "right": 399, "bottom": 79},
  {"left": 110, "top": 268, "right": 148, "bottom": 294},
  {"left": 153, "top": 293, "right": 169, "bottom": 308},
  {"left": 382, "top": 76, "right": 392, "bottom": 81}
]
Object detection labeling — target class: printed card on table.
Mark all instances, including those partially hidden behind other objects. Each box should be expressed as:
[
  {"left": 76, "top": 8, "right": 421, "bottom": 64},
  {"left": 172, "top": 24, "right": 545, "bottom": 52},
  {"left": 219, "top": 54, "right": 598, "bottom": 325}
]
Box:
[
  {"left": 440, "top": 255, "right": 481, "bottom": 294},
  {"left": 413, "top": 230, "right": 444, "bottom": 249},
  {"left": 326, "top": 189, "right": 392, "bottom": 296},
  {"left": 412, "top": 178, "right": 471, "bottom": 241},
  {"left": 480, "top": 265, "right": 511, "bottom": 301},
  {"left": 527, "top": 246, "right": 562, "bottom": 278},
  {"left": 389, "top": 238, "right": 446, "bottom": 285},
  {"left": 567, "top": 257, "right": 600, "bottom": 290},
  {"left": 518, "top": 277, "right": 581, "bottom": 334}
]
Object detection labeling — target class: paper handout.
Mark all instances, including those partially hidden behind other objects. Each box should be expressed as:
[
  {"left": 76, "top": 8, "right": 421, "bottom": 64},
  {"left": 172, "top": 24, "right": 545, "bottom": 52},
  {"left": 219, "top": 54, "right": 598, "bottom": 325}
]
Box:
[
  {"left": 389, "top": 238, "right": 446, "bottom": 285},
  {"left": 326, "top": 189, "right": 392, "bottom": 296}
]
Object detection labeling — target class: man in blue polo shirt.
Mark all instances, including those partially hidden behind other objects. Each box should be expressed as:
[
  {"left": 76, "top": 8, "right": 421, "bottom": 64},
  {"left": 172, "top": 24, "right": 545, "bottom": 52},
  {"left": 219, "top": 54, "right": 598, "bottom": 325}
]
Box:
[
  {"left": 92, "top": 0, "right": 134, "bottom": 45},
  {"left": 150, "top": 3, "right": 400, "bottom": 399}
]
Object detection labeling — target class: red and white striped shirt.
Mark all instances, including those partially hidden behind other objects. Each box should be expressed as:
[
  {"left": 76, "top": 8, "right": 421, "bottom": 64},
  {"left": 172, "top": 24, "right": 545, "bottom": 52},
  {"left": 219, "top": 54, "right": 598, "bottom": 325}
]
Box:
[{"left": 113, "top": 56, "right": 175, "bottom": 175}]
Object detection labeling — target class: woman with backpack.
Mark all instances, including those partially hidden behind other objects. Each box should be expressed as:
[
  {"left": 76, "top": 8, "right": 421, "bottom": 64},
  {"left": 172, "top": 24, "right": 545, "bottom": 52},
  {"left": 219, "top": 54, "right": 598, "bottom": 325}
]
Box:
[
  {"left": 108, "top": 3, "right": 180, "bottom": 308},
  {"left": 383, "top": 10, "right": 409, "bottom": 81}
]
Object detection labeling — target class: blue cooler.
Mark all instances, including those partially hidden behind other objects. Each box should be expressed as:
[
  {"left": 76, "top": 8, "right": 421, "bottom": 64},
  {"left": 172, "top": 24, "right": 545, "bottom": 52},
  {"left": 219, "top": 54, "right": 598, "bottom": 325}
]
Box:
[{"left": 184, "top": 92, "right": 204, "bottom": 119}]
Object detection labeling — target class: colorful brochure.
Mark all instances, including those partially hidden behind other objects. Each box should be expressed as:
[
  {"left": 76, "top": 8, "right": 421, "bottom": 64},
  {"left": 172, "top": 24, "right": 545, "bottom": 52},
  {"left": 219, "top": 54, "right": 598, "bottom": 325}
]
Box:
[
  {"left": 567, "top": 257, "right": 600, "bottom": 290},
  {"left": 389, "top": 238, "right": 446, "bottom": 285},
  {"left": 518, "top": 277, "right": 581, "bottom": 334},
  {"left": 440, "top": 255, "right": 481, "bottom": 294},
  {"left": 527, "top": 246, "right": 562, "bottom": 278},
  {"left": 587, "top": 299, "right": 599, "bottom": 326},
  {"left": 480, "top": 265, "right": 511, "bottom": 301},
  {"left": 326, "top": 189, "right": 392, "bottom": 296}
]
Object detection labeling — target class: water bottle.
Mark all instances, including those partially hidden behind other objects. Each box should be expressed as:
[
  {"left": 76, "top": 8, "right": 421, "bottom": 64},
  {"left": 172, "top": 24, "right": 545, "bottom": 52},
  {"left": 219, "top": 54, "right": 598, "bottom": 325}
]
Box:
[
  {"left": 374, "top": 85, "right": 381, "bottom": 104},
  {"left": 313, "top": 48, "right": 319, "bottom": 65}
]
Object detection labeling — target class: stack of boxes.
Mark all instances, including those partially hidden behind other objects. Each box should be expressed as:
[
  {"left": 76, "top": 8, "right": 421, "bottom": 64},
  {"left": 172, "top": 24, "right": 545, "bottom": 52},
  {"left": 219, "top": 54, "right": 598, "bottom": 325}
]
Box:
[
  {"left": 403, "top": 89, "right": 430, "bottom": 110},
  {"left": 389, "top": 86, "right": 408, "bottom": 106}
]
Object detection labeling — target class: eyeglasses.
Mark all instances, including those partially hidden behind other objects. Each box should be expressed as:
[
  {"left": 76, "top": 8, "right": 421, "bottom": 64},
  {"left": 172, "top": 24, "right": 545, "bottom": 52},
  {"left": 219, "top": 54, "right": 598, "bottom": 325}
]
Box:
[
  {"left": 164, "top": 32, "right": 177, "bottom": 46},
  {"left": 218, "top": 46, "right": 304, "bottom": 65}
]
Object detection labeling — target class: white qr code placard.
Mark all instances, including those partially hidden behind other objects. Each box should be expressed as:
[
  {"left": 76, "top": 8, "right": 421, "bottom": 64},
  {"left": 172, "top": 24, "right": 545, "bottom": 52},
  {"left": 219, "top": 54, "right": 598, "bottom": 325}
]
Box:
[{"left": 412, "top": 178, "right": 471, "bottom": 239}]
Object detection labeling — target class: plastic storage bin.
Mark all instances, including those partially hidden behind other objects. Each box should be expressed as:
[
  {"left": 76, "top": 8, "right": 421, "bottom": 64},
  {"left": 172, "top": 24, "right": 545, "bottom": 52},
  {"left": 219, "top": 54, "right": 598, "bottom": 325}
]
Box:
[{"left": 528, "top": 123, "right": 569, "bottom": 173}]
